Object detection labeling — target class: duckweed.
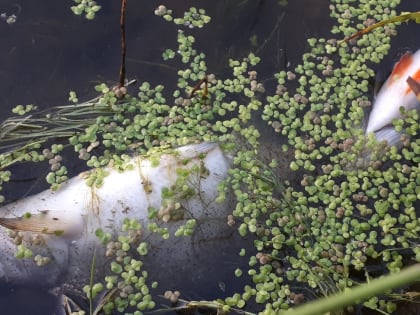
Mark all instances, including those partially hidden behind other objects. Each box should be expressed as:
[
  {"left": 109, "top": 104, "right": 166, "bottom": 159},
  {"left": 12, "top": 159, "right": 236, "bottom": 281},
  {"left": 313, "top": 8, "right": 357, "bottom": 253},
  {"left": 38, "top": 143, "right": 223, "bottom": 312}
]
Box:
[{"left": 0, "top": 1, "right": 419, "bottom": 315}]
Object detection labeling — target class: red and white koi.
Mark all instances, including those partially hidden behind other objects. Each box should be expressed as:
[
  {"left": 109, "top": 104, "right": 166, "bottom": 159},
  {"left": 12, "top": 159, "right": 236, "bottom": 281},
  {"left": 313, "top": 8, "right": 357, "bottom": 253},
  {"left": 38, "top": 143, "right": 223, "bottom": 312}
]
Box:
[{"left": 366, "top": 49, "right": 420, "bottom": 145}]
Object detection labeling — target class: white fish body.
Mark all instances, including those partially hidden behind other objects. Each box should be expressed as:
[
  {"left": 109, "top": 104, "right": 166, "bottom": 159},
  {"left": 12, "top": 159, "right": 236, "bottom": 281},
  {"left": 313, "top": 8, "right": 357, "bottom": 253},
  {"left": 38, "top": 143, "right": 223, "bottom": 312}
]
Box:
[
  {"left": 0, "top": 142, "right": 233, "bottom": 289},
  {"left": 366, "top": 49, "right": 420, "bottom": 144}
]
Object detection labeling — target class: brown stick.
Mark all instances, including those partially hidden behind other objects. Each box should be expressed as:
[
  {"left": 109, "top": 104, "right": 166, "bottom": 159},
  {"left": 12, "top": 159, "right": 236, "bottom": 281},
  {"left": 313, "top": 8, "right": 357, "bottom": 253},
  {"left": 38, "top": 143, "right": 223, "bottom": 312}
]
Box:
[
  {"left": 118, "top": 0, "right": 127, "bottom": 87},
  {"left": 189, "top": 76, "right": 208, "bottom": 98}
]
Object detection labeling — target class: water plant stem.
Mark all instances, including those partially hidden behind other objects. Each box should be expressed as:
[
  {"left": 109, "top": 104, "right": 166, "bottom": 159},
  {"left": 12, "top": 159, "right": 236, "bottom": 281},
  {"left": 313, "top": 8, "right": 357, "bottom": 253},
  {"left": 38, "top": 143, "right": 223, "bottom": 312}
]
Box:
[
  {"left": 89, "top": 248, "right": 97, "bottom": 315},
  {"left": 281, "top": 264, "right": 420, "bottom": 315},
  {"left": 339, "top": 11, "right": 420, "bottom": 44}
]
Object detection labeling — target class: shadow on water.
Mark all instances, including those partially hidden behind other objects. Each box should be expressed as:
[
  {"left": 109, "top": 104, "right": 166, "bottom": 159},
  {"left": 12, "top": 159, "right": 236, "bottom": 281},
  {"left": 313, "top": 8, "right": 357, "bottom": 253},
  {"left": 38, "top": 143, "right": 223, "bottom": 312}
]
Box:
[{"left": 0, "top": 0, "right": 419, "bottom": 314}]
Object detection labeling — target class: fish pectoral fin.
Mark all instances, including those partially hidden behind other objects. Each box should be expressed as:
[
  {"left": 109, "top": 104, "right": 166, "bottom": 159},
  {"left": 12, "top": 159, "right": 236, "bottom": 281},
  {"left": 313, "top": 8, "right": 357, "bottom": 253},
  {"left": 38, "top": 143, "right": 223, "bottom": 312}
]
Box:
[
  {"left": 406, "top": 76, "right": 420, "bottom": 101},
  {"left": 0, "top": 210, "right": 83, "bottom": 237}
]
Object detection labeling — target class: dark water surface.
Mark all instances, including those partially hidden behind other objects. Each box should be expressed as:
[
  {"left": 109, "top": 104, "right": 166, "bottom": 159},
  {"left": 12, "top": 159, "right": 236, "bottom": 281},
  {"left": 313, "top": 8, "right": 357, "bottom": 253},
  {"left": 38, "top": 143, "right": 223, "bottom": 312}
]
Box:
[{"left": 0, "top": 0, "right": 419, "bottom": 314}]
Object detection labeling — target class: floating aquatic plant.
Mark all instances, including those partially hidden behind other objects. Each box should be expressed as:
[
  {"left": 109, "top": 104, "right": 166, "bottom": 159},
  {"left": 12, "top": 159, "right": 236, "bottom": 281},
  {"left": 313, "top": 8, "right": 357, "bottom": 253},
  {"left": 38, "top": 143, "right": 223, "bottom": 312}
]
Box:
[
  {"left": 0, "top": 1, "right": 419, "bottom": 315},
  {"left": 240, "top": 1, "right": 419, "bottom": 313},
  {"left": 70, "top": 0, "right": 101, "bottom": 20}
]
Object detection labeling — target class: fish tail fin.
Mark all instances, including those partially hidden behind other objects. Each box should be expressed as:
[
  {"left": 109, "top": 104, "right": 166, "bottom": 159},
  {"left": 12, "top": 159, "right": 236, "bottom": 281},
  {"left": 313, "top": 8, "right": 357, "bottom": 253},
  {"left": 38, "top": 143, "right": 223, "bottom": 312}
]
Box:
[
  {"left": 343, "top": 127, "right": 402, "bottom": 171},
  {"left": 373, "top": 127, "right": 404, "bottom": 149}
]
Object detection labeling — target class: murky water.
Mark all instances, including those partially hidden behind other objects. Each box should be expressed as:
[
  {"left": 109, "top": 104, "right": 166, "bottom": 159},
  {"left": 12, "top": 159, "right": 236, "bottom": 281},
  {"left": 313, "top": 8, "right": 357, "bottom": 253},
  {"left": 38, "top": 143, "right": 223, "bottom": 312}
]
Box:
[{"left": 0, "top": 0, "right": 419, "bottom": 314}]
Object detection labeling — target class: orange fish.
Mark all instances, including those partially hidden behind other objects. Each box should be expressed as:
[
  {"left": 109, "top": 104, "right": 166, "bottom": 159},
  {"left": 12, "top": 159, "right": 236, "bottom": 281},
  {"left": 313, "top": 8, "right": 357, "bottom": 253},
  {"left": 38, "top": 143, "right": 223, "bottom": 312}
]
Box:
[{"left": 366, "top": 49, "right": 420, "bottom": 145}]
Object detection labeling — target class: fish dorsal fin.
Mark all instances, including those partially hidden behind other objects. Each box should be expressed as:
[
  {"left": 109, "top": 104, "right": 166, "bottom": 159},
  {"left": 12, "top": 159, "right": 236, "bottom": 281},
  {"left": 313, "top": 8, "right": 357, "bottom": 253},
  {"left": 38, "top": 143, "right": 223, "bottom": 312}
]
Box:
[
  {"left": 0, "top": 210, "right": 83, "bottom": 237},
  {"left": 388, "top": 52, "right": 413, "bottom": 85},
  {"left": 175, "top": 142, "right": 217, "bottom": 160}
]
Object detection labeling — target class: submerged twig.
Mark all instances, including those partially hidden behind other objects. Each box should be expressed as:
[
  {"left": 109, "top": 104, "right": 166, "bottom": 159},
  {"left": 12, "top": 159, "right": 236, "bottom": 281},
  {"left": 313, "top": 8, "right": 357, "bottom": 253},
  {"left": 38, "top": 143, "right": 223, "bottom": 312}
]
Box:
[
  {"left": 118, "top": 0, "right": 127, "bottom": 87},
  {"left": 339, "top": 11, "right": 420, "bottom": 44},
  {"left": 189, "top": 76, "right": 208, "bottom": 99},
  {"left": 151, "top": 297, "right": 255, "bottom": 315},
  {"left": 255, "top": 12, "right": 285, "bottom": 55}
]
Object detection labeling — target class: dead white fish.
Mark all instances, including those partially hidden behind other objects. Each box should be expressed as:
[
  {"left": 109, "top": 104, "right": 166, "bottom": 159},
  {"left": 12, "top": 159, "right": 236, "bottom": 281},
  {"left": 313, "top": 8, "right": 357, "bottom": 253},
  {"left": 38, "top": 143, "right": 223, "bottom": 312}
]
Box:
[
  {"left": 0, "top": 142, "right": 234, "bottom": 293},
  {"left": 366, "top": 49, "right": 420, "bottom": 146}
]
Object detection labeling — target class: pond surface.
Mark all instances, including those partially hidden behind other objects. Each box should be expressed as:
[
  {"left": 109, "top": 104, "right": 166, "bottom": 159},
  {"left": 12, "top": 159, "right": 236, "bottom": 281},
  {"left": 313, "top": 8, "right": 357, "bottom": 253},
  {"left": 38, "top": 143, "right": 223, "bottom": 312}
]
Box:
[{"left": 0, "top": 0, "right": 419, "bottom": 314}]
